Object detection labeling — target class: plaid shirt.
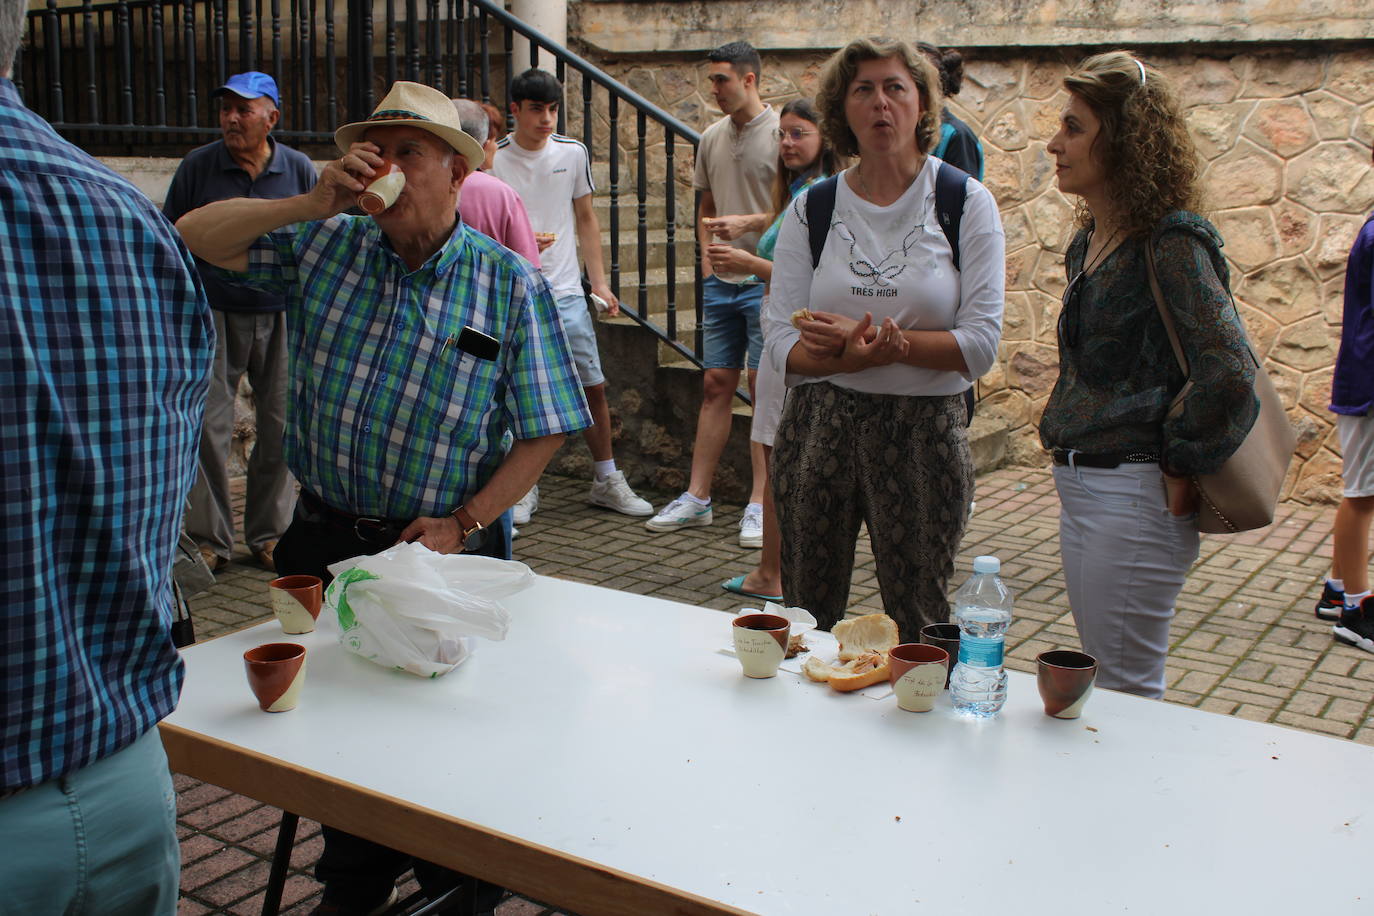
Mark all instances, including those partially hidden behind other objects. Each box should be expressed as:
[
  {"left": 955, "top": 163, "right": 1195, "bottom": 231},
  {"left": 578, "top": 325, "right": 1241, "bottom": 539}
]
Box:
[
  {"left": 221, "top": 215, "right": 590, "bottom": 518},
  {"left": 0, "top": 79, "right": 214, "bottom": 790}
]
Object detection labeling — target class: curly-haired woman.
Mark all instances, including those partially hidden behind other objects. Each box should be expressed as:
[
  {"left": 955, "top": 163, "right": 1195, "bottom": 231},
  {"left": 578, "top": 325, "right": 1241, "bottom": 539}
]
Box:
[
  {"left": 763, "top": 38, "right": 1005, "bottom": 642},
  {"left": 1040, "top": 51, "right": 1259, "bottom": 698}
]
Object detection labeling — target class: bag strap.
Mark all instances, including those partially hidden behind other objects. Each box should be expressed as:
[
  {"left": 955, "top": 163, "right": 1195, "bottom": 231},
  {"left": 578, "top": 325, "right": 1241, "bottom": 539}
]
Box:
[
  {"left": 1143, "top": 243, "right": 1191, "bottom": 380},
  {"left": 806, "top": 174, "right": 839, "bottom": 270},
  {"left": 934, "top": 160, "right": 970, "bottom": 272}
]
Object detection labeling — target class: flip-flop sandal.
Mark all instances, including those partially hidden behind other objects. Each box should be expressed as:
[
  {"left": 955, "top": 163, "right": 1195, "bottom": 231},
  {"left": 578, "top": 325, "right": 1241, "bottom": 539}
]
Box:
[{"left": 721, "top": 574, "right": 783, "bottom": 603}]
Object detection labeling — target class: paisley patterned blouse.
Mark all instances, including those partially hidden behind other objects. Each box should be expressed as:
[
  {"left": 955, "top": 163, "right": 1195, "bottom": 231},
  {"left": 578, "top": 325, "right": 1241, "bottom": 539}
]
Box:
[{"left": 1039, "top": 211, "right": 1258, "bottom": 476}]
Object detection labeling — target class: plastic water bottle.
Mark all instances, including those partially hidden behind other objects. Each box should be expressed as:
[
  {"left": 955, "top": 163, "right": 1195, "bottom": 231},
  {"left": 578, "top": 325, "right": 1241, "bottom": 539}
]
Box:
[{"left": 949, "top": 556, "right": 1013, "bottom": 717}]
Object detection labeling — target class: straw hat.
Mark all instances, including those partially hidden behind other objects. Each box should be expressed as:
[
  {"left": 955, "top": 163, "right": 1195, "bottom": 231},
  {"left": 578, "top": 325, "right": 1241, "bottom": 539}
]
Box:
[{"left": 334, "top": 81, "right": 484, "bottom": 172}]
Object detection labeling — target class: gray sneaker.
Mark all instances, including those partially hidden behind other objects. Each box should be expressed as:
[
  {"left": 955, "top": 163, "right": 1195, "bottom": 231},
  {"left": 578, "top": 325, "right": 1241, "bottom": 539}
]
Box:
[
  {"left": 588, "top": 470, "right": 653, "bottom": 516},
  {"left": 645, "top": 494, "right": 713, "bottom": 531}
]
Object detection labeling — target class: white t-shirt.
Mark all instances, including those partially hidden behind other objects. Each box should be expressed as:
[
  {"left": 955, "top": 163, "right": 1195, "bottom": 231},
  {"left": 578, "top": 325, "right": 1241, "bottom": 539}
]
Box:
[
  {"left": 492, "top": 134, "right": 594, "bottom": 298},
  {"left": 762, "top": 158, "right": 1005, "bottom": 397}
]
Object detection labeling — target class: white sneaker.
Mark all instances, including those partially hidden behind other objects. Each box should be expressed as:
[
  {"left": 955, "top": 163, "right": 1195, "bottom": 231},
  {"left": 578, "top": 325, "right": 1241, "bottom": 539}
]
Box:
[
  {"left": 645, "top": 494, "right": 713, "bottom": 531},
  {"left": 588, "top": 470, "right": 653, "bottom": 516},
  {"left": 738, "top": 504, "right": 763, "bottom": 548},
  {"left": 513, "top": 485, "right": 539, "bottom": 525}
]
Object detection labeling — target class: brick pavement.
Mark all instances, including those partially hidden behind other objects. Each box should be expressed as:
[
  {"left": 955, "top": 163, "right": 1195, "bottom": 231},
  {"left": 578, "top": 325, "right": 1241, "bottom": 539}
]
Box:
[{"left": 176, "top": 466, "right": 1373, "bottom": 914}]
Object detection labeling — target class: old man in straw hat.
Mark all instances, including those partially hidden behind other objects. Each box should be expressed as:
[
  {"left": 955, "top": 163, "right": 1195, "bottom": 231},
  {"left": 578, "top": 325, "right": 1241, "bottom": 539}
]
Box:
[{"left": 176, "top": 80, "right": 590, "bottom": 913}]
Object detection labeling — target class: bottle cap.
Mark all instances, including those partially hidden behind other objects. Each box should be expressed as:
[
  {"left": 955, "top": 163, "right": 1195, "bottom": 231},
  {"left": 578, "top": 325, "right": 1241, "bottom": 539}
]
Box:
[{"left": 972, "top": 555, "right": 1000, "bottom": 574}]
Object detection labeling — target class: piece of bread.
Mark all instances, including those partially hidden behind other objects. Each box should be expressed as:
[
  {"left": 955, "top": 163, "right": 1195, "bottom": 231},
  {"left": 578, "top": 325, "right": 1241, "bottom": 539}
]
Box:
[
  {"left": 833, "top": 614, "right": 900, "bottom": 662},
  {"left": 802, "top": 649, "right": 891, "bottom": 692},
  {"left": 790, "top": 308, "right": 813, "bottom": 329}
]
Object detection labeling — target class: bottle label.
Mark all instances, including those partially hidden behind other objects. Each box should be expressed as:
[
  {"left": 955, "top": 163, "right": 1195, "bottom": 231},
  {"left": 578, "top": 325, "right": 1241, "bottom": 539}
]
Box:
[{"left": 958, "top": 635, "right": 1004, "bottom": 668}]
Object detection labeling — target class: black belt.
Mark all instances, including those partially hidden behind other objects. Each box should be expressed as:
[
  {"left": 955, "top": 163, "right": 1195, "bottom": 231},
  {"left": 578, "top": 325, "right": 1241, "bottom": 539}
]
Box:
[
  {"left": 1051, "top": 448, "right": 1160, "bottom": 469},
  {"left": 298, "top": 490, "right": 408, "bottom": 544}
]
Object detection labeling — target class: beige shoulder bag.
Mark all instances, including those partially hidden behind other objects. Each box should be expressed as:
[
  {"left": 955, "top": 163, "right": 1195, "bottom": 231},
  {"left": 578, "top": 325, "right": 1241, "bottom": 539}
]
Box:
[{"left": 1144, "top": 245, "right": 1296, "bottom": 534}]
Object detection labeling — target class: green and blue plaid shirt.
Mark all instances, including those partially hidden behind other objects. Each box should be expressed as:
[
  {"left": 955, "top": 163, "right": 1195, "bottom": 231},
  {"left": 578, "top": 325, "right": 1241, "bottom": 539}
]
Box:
[{"left": 221, "top": 215, "right": 590, "bottom": 519}]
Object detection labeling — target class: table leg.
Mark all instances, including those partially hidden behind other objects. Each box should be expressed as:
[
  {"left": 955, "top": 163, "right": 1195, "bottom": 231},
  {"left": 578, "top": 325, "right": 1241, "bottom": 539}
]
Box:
[{"left": 260, "top": 811, "right": 300, "bottom": 916}]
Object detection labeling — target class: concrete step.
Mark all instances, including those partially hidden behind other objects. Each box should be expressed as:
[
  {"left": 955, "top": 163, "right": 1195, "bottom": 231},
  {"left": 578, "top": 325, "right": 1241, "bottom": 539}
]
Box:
[{"left": 603, "top": 228, "right": 696, "bottom": 271}]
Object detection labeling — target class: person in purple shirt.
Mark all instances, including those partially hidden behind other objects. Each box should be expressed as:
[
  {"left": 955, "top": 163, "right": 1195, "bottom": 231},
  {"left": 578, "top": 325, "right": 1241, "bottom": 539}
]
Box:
[
  {"left": 1318, "top": 145, "right": 1374, "bottom": 650},
  {"left": 163, "top": 71, "right": 318, "bottom": 575},
  {"left": 450, "top": 97, "right": 541, "bottom": 265}
]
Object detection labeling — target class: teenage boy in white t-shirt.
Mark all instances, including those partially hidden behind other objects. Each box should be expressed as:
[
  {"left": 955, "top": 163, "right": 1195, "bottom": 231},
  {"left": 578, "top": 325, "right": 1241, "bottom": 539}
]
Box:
[{"left": 492, "top": 68, "right": 652, "bottom": 521}]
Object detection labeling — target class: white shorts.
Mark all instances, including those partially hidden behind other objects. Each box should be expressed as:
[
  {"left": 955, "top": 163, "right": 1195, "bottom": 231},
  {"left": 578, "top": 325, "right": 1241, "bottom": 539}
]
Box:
[
  {"left": 750, "top": 348, "right": 786, "bottom": 447},
  {"left": 1338, "top": 412, "right": 1374, "bottom": 498}
]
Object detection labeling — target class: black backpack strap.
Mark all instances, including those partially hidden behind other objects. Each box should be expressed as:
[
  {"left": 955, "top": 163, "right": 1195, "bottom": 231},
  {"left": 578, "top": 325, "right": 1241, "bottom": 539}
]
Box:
[
  {"left": 934, "top": 160, "right": 970, "bottom": 272},
  {"left": 805, "top": 174, "right": 839, "bottom": 270},
  {"left": 933, "top": 161, "right": 975, "bottom": 426}
]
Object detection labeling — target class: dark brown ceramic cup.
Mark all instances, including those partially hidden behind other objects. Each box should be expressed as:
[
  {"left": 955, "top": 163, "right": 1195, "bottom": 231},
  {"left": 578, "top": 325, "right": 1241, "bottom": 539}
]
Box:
[
  {"left": 243, "top": 642, "right": 307, "bottom": 712},
  {"left": 919, "top": 623, "right": 961, "bottom": 688},
  {"left": 731, "top": 613, "right": 791, "bottom": 678},
  {"left": 1036, "top": 650, "right": 1098, "bottom": 719}
]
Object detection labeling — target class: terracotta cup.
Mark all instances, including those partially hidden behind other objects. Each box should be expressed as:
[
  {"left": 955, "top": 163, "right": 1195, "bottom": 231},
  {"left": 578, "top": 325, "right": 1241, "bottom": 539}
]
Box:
[
  {"left": 243, "top": 643, "right": 307, "bottom": 713},
  {"left": 1037, "top": 650, "right": 1098, "bottom": 719},
  {"left": 731, "top": 613, "right": 791, "bottom": 679},
  {"left": 919, "top": 623, "right": 961, "bottom": 689},
  {"left": 269, "top": 575, "right": 323, "bottom": 634},
  {"left": 358, "top": 163, "right": 405, "bottom": 214},
  {"left": 888, "top": 643, "right": 949, "bottom": 712}
]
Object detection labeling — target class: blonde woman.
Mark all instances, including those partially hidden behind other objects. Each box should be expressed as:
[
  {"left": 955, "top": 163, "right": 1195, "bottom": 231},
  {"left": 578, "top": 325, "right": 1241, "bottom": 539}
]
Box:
[
  {"left": 762, "top": 37, "right": 1005, "bottom": 642},
  {"left": 1041, "top": 52, "right": 1258, "bottom": 698}
]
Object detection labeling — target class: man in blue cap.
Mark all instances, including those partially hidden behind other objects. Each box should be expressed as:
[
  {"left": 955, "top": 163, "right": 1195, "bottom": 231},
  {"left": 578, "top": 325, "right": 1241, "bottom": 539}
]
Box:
[{"left": 164, "top": 70, "right": 318, "bottom": 573}]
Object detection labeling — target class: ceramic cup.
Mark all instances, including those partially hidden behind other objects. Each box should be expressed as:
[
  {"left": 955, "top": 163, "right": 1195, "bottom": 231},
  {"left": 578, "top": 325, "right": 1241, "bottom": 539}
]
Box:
[
  {"left": 243, "top": 643, "right": 307, "bottom": 713},
  {"left": 888, "top": 643, "right": 949, "bottom": 712},
  {"left": 358, "top": 163, "right": 406, "bottom": 214},
  {"left": 919, "top": 623, "right": 961, "bottom": 689},
  {"left": 1036, "top": 650, "right": 1098, "bottom": 719},
  {"left": 269, "top": 575, "right": 323, "bottom": 634},
  {"left": 731, "top": 613, "right": 791, "bottom": 679}
]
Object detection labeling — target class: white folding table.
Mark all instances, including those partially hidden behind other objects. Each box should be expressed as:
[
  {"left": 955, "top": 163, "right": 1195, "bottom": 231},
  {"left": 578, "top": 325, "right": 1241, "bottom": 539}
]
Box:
[{"left": 162, "top": 575, "right": 1373, "bottom": 915}]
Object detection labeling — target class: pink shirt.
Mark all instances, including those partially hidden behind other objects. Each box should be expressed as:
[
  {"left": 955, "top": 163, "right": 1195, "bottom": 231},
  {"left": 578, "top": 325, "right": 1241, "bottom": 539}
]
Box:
[{"left": 458, "top": 170, "right": 541, "bottom": 268}]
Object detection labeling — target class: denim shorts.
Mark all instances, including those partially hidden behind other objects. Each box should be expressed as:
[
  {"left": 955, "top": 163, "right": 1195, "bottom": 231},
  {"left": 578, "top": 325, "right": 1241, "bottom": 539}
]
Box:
[
  {"left": 554, "top": 292, "right": 605, "bottom": 387},
  {"left": 701, "top": 275, "right": 764, "bottom": 370}
]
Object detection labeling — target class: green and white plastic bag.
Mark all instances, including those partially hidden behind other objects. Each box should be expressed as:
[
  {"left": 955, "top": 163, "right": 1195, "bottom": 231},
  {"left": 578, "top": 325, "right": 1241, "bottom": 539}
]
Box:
[{"left": 325, "top": 542, "right": 528, "bottom": 677}]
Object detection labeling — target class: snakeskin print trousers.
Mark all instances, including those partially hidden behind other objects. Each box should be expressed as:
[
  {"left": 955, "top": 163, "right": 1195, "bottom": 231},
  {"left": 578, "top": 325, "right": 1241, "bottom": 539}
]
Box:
[{"left": 772, "top": 381, "right": 973, "bottom": 643}]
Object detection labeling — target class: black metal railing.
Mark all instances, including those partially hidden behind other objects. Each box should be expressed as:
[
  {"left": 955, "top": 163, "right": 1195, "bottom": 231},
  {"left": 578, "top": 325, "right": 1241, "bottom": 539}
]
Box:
[{"left": 18, "top": 0, "right": 719, "bottom": 390}]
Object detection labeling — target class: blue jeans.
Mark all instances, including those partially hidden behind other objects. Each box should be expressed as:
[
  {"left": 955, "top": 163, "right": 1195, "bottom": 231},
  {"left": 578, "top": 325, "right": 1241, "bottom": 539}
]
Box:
[
  {"left": 702, "top": 275, "right": 764, "bottom": 370},
  {"left": 0, "top": 728, "right": 179, "bottom": 916}
]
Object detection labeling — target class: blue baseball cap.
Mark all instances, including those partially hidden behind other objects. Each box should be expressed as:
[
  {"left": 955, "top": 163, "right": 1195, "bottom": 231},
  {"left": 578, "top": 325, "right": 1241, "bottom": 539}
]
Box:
[{"left": 213, "top": 71, "right": 280, "bottom": 106}]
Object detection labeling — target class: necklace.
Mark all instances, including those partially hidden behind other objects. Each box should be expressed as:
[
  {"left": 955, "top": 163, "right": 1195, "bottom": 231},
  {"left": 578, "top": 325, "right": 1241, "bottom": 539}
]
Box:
[{"left": 1082, "top": 224, "right": 1122, "bottom": 276}]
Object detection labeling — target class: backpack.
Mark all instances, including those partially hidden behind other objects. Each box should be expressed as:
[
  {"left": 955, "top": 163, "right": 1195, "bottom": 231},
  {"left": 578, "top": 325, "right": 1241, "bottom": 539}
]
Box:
[{"left": 803, "top": 162, "right": 977, "bottom": 425}]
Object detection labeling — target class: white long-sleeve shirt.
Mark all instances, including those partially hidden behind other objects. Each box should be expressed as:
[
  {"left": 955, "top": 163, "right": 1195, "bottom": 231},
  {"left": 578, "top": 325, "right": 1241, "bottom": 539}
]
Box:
[{"left": 762, "top": 158, "right": 1005, "bottom": 396}]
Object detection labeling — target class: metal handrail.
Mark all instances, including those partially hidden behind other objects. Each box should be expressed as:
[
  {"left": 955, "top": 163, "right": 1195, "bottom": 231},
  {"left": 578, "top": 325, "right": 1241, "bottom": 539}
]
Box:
[{"left": 19, "top": 0, "right": 734, "bottom": 400}]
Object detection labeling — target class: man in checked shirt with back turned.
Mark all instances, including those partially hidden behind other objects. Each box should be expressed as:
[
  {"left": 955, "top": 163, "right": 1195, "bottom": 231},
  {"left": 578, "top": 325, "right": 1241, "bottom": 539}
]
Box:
[
  {"left": 0, "top": 0, "right": 215, "bottom": 909},
  {"left": 177, "top": 79, "right": 590, "bottom": 914}
]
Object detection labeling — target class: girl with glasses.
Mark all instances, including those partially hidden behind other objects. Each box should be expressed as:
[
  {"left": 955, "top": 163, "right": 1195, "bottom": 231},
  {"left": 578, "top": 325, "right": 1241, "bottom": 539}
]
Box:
[
  {"left": 716, "top": 98, "right": 844, "bottom": 602},
  {"left": 1040, "top": 52, "right": 1259, "bottom": 698}
]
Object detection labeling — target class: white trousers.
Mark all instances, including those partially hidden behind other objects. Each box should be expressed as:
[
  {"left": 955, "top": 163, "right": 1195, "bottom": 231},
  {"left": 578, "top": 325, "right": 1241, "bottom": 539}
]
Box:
[{"left": 1053, "top": 462, "right": 1200, "bottom": 699}]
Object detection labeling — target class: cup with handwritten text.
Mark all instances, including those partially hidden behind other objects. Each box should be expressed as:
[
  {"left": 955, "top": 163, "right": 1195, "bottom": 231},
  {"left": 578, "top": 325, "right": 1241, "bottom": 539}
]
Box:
[{"left": 731, "top": 613, "right": 791, "bottom": 678}]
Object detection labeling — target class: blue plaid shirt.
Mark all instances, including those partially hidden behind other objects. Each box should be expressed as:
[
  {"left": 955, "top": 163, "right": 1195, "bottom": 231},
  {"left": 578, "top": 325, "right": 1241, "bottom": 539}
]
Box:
[
  {"left": 0, "top": 80, "right": 214, "bottom": 789},
  {"left": 218, "top": 215, "right": 590, "bottom": 519}
]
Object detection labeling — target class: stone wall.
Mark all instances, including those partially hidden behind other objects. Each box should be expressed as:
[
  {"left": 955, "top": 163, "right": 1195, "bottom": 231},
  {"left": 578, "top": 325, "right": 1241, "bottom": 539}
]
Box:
[{"left": 582, "top": 46, "right": 1374, "bottom": 504}]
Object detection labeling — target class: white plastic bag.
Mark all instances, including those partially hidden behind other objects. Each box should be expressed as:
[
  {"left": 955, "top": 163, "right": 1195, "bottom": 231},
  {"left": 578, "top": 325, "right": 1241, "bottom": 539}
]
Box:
[{"left": 324, "top": 542, "right": 531, "bottom": 678}]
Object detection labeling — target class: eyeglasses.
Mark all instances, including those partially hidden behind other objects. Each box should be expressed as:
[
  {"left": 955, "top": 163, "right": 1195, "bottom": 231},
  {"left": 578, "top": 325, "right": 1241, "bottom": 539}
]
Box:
[{"left": 774, "top": 127, "right": 816, "bottom": 142}]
